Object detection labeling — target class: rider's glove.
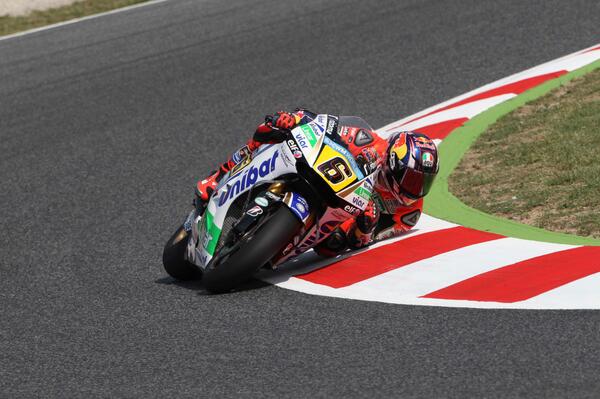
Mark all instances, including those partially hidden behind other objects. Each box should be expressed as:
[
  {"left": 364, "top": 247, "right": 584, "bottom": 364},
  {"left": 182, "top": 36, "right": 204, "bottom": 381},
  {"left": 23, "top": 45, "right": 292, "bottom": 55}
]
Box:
[
  {"left": 270, "top": 111, "right": 297, "bottom": 129},
  {"left": 253, "top": 112, "right": 294, "bottom": 144}
]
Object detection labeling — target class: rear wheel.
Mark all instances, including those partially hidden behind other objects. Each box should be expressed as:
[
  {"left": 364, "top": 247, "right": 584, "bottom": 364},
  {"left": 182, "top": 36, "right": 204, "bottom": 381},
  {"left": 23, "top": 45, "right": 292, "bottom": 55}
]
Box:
[
  {"left": 203, "top": 206, "right": 303, "bottom": 293},
  {"left": 162, "top": 225, "right": 201, "bottom": 280}
]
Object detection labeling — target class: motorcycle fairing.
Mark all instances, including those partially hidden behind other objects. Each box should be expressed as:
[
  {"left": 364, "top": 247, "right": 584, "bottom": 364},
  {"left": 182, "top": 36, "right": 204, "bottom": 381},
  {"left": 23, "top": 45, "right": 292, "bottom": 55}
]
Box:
[
  {"left": 291, "top": 118, "right": 327, "bottom": 165},
  {"left": 190, "top": 143, "right": 298, "bottom": 268},
  {"left": 188, "top": 114, "right": 379, "bottom": 269}
]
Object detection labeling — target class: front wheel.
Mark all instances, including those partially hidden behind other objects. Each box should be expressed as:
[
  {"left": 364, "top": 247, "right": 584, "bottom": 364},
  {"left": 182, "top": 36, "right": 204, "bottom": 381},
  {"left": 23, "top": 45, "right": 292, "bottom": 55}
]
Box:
[
  {"left": 162, "top": 225, "right": 201, "bottom": 281},
  {"left": 202, "top": 205, "right": 303, "bottom": 293}
]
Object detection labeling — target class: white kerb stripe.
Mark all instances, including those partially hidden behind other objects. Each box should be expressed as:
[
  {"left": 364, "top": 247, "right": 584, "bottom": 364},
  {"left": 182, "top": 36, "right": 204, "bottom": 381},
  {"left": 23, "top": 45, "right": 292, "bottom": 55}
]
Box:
[{"left": 522, "top": 271, "right": 600, "bottom": 308}]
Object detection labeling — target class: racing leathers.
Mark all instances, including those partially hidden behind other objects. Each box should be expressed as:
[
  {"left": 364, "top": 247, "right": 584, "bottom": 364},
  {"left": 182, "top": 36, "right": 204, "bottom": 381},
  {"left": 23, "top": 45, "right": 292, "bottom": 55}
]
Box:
[{"left": 194, "top": 109, "right": 423, "bottom": 256}]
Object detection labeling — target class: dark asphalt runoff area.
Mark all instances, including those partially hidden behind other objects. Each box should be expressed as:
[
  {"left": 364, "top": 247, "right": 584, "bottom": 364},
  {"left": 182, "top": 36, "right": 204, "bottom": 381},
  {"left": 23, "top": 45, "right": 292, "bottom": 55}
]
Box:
[{"left": 1, "top": 0, "right": 600, "bottom": 397}]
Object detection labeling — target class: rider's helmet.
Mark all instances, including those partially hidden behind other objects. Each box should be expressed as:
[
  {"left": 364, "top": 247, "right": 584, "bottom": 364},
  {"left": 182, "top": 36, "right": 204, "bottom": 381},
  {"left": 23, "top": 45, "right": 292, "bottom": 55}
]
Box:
[{"left": 382, "top": 131, "right": 439, "bottom": 205}]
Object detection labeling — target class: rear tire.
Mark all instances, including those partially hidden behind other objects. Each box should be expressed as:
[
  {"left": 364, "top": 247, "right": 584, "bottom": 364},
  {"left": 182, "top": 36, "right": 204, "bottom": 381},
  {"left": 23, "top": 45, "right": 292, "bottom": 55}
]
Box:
[
  {"left": 203, "top": 206, "right": 303, "bottom": 293},
  {"left": 162, "top": 225, "right": 201, "bottom": 281}
]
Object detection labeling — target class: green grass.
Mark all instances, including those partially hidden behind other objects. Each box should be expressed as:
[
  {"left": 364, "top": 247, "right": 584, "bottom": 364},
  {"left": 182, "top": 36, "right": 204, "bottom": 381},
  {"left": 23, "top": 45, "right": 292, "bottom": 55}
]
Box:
[
  {"left": 0, "top": 0, "right": 149, "bottom": 37},
  {"left": 449, "top": 68, "right": 600, "bottom": 238}
]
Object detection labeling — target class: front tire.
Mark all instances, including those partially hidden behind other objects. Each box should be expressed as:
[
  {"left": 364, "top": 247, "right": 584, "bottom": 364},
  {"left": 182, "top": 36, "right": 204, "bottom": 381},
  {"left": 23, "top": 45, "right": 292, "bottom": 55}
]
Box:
[
  {"left": 162, "top": 225, "right": 201, "bottom": 281},
  {"left": 203, "top": 206, "right": 303, "bottom": 293}
]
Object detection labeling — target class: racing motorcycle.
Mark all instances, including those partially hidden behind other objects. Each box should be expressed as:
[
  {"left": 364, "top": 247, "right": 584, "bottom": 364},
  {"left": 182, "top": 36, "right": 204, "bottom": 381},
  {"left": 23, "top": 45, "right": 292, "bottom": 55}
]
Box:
[{"left": 162, "top": 114, "right": 378, "bottom": 293}]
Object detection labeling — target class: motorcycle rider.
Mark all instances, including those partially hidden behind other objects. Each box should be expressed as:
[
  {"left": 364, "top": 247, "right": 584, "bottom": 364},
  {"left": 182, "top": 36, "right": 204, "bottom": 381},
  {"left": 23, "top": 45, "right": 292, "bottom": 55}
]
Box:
[{"left": 194, "top": 109, "right": 439, "bottom": 256}]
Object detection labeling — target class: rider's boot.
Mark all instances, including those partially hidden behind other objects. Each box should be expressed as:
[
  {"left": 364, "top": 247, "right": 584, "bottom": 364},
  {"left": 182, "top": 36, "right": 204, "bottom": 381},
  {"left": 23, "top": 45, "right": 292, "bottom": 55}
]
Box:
[
  {"left": 194, "top": 169, "right": 220, "bottom": 215},
  {"left": 193, "top": 141, "right": 258, "bottom": 215}
]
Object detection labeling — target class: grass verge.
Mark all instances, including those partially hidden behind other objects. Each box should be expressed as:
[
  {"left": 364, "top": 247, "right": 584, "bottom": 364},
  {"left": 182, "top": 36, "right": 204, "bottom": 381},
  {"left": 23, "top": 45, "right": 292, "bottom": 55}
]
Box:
[
  {"left": 0, "top": 0, "right": 149, "bottom": 37},
  {"left": 450, "top": 68, "right": 600, "bottom": 239}
]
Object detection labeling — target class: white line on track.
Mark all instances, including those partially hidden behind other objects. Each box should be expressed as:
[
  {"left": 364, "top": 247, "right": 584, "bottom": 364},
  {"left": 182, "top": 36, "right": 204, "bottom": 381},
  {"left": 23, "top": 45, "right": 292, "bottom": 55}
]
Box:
[{"left": 0, "top": 0, "right": 170, "bottom": 42}]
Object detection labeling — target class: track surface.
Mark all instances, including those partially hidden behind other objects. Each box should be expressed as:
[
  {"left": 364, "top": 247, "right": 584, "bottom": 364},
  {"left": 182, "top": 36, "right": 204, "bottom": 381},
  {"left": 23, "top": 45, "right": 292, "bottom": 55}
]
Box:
[{"left": 2, "top": 0, "right": 600, "bottom": 397}]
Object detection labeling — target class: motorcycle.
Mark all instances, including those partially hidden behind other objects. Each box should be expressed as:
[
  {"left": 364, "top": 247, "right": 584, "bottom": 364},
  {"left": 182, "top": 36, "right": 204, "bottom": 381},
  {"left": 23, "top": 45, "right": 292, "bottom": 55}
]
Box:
[{"left": 162, "top": 114, "right": 378, "bottom": 293}]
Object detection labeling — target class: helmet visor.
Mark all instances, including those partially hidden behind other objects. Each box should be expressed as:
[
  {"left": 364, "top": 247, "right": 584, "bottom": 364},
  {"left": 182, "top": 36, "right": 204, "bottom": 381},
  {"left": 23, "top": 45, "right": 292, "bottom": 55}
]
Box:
[{"left": 400, "top": 168, "right": 437, "bottom": 199}]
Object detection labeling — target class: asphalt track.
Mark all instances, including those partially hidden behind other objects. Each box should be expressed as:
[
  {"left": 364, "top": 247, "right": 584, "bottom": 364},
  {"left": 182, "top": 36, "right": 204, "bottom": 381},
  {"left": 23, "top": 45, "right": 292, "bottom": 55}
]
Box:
[{"left": 2, "top": 0, "right": 600, "bottom": 397}]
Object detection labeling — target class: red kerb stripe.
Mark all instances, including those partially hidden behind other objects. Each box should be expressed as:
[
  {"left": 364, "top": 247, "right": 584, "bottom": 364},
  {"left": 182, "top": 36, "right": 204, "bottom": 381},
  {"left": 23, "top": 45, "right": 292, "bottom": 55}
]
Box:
[
  {"left": 583, "top": 45, "right": 600, "bottom": 53},
  {"left": 297, "top": 226, "right": 504, "bottom": 288},
  {"left": 386, "top": 71, "right": 567, "bottom": 131},
  {"left": 412, "top": 118, "right": 468, "bottom": 140},
  {"left": 422, "top": 246, "right": 600, "bottom": 303}
]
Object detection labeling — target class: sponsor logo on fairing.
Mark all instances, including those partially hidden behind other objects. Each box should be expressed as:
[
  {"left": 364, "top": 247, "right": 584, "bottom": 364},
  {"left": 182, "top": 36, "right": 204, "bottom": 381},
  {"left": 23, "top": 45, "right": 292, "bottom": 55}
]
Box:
[
  {"left": 218, "top": 151, "right": 279, "bottom": 206},
  {"left": 255, "top": 196, "right": 268, "bottom": 207},
  {"left": 354, "top": 186, "right": 372, "bottom": 201},
  {"left": 300, "top": 125, "right": 318, "bottom": 147},
  {"left": 344, "top": 204, "right": 360, "bottom": 215},
  {"left": 310, "top": 121, "right": 325, "bottom": 134},
  {"left": 294, "top": 129, "right": 310, "bottom": 149},
  {"left": 287, "top": 139, "right": 303, "bottom": 159},
  {"left": 246, "top": 205, "right": 263, "bottom": 217},
  {"left": 232, "top": 145, "right": 251, "bottom": 164},
  {"left": 326, "top": 120, "right": 336, "bottom": 135},
  {"left": 323, "top": 137, "right": 365, "bottom": 180},
  {"left": 202, "top": 232, "right": 213, "bottom": 249},
  {"left": 352, "top": 196, "right": 367, "bottom": 208}
]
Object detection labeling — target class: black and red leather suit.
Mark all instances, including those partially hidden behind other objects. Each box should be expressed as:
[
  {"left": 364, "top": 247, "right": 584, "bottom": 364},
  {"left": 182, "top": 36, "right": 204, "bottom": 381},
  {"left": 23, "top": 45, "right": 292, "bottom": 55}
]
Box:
[{"left": 195, "top": 109, "right": 423, "bottom": 254}]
